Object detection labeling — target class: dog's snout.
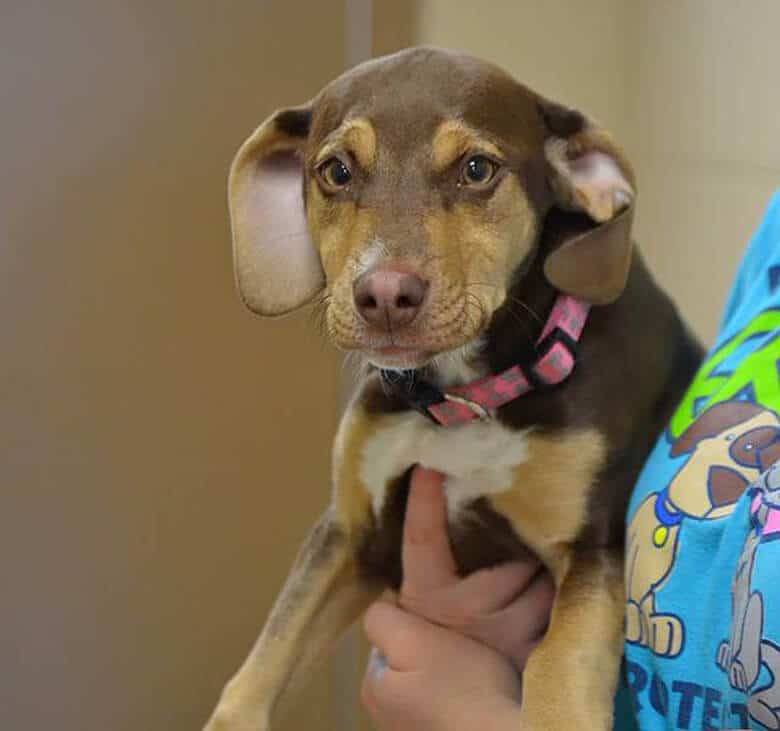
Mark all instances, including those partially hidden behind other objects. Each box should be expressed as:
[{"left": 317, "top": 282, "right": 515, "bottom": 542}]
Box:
[{"left": 353, "top": 268, "right": 428, "bottom": 330}]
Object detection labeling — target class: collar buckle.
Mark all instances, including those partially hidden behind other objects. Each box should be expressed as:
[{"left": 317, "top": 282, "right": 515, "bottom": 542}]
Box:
[{"left": 443, "top": 393, "right": 491, "bottom": 422}]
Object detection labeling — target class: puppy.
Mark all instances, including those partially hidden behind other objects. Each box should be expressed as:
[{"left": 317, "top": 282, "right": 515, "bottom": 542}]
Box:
[{"left": 205, "top": 47, "right": 703, "bottom": 730}]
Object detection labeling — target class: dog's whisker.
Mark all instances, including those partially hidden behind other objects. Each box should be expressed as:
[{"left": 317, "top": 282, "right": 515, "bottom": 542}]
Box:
[{"left": 341, "top": 351, "right": 366, "bottom": 390}]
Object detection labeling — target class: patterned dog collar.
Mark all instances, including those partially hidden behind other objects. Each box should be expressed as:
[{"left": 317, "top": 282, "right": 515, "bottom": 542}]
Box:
[{"left": 380, "top": 295, "right": 590, "bottom": 427}]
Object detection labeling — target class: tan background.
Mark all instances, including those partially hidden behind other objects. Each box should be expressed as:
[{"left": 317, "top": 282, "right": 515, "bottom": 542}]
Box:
[
  {"left": 2, "top": 2, "right": 779, "bottom": 731},
  {"left": 1, "top": 2, "right": 349, "bottom": 730}
]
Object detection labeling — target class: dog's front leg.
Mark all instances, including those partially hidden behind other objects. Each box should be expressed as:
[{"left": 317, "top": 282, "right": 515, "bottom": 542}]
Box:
[
  {"left": 205, "top": 508, "right": 377, "bottom": 731},
  {"left": 519, "top": 548, "right": 625, "bottom": 730}
]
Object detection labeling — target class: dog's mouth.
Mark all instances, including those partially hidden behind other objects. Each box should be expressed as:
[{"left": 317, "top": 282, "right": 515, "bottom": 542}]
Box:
[
  {"left": 333, "top": 312, "right": 494, "bottom": 373},
  {"left": 346, "top": 316, "right": 489, "bottom": 371},
  {"left": 364, "top": 344, "right": 433, "bottom": 370}
]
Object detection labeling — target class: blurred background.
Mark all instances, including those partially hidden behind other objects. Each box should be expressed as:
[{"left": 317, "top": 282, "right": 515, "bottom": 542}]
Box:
[{"left": 1, "top": 2, "right": 778, "bottom": 729}]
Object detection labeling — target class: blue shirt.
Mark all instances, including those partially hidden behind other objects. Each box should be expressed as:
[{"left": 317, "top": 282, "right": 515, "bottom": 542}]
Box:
[{"left": 617, "top": 191, "right": 780, "bottom": 730}]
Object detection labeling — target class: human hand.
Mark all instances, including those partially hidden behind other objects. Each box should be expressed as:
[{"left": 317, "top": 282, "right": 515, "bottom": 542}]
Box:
[
  {"left": 397, "top": 466, "right": 554, "bottom": 669},
  {"left": 360, "top": 466, "right": 556, "bottom": 730},
  {"left": 362, "top": 596, "right": 523, "bottom": 731}
]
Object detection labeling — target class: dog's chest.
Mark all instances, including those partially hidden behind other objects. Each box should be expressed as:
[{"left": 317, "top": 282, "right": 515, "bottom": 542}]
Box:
[{"left": 360, "top": 411, "right": 532, "bottom": 518}]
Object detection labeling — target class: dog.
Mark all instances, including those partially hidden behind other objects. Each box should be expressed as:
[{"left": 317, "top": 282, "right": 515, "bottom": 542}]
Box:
[{"left": 205, "top": 46, "right": 703, "bottom": 730}]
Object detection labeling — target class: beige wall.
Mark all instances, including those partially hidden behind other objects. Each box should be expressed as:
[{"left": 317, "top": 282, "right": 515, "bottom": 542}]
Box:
[
  {"left": 1, "top": 3, "right": 348, "bottom": 730},
  {"left": 415, "top": 0, "right": 780, "bottom": 344},
  {"left": 628, "top": 0, "right": 780, "bottom": 343},
  {"left": 417, "top": 0, "right": 634, "bottom": 139}
]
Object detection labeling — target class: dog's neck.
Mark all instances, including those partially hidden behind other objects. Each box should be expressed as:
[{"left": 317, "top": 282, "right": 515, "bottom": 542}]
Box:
[
  {"left": 426, "top": 340, "right": 488, "bottom": 389},
  {"left": 426, "top": 250, "right": 559, "bottom": 391}
]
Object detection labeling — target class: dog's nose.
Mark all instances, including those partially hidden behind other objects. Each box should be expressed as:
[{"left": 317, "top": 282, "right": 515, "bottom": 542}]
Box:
[{"left": 353, "top": 268, "right": 428, "bottom": 330}]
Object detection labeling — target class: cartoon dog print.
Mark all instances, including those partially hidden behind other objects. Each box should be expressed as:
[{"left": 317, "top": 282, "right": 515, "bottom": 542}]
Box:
[
  {"left": 717, "top": 464, "right": 780, "bottom": 730},
  {"left": 626, "top": 401, "right": 780, "bottom": 658}
]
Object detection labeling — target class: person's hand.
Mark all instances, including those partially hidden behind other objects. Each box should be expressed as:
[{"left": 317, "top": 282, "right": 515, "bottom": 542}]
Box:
[
  {"left": 362, "top": 597, "right": 523, "bottom": 731},
  {"left": 360, "top": 466, "right": 556, "bottom": 730},
  {"left": 399, "top": 466, "right": 554, "bottom": 669}
]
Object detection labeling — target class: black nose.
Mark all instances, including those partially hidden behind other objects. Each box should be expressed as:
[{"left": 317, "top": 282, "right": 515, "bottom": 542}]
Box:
[{"left": 353, "top": 268, "right": 428, "bottom": 330}]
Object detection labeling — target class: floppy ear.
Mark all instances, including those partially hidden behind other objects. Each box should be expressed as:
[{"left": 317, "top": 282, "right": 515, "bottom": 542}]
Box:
[
  {"left": 228, "top": 103, "right": 324, "bottom": 316},
  {"left": 539, "top": 101, "right": 636, "bottom": 305}
]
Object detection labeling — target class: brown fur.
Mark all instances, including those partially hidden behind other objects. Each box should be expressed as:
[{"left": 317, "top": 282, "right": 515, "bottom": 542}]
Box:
[{"left": 206, "top": 47, "right": 704, "bottom": 731}]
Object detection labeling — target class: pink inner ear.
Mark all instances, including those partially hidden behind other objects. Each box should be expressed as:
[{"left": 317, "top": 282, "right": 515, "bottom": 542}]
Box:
[
  {"left": 567, "top": 150, "right": 633, "bottom": 220},
  {"left": 251, "top": 153, "right": 311, "bottom": 251},
  {"left": 232, "top": 150, "right": 324, "bottom": 315}
]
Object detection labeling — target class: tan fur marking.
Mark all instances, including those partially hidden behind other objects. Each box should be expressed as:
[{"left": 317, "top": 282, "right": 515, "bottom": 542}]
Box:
[
  {"left": 431, "top": 120, "right": 504, "bottom": 172},
  {"left": 313, "top": 200, "right": 375, "bottom": 279},
  {"left": 309, "top": 190, "right": 377, "bottom": 345},
  {"left": 521, "top": 550, "right": 625, "bottom": 729},
  {"left": 332, "top": 401, "right": 380, "bottom": 535},
  {"left": 489, "top": 429, "right": 606, "bottom": 574},
  {"left": 315, "top": 117, "right": 376, "bottom": 171},
  {"left": 418, "top": 178, "right": 537, "bottom": 349}
]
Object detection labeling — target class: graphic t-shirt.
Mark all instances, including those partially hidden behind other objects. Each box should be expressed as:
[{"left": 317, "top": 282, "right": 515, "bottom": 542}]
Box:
[{"left": 616, "top": 191, "right": 780, "bottom": 730}]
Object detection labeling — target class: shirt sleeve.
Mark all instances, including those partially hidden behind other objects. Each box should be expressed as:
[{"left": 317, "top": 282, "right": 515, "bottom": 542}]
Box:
[{"left": 719, "top": 190, "right": 780, "bottom": 334}]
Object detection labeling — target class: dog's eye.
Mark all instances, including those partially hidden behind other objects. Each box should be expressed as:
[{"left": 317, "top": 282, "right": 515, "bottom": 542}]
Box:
[
  {"left": 318, "top": 157, "right": 353, "bottom": 190},
  {"left": 460, "top": 155, "right": 497, "bottom": 187}
]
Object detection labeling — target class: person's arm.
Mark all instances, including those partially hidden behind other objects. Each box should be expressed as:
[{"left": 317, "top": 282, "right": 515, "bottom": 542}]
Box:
[{"left": 361, "top": 467, "right": 555, "bottom": 730}]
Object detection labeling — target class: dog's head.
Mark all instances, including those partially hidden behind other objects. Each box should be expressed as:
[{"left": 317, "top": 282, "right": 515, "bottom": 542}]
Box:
[{"left": 230, "top": 47, "right": 635, "bottom": 370}]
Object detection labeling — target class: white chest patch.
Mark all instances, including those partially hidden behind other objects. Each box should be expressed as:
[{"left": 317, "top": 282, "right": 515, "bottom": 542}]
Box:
[{"left": 360, "top": 412, "right": 531, "bottom": 518}]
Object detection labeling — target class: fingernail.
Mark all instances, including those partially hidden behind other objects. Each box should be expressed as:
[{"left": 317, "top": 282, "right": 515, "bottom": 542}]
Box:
[{"left": 368, "top": 647, "right": 388, "bottom": 681}]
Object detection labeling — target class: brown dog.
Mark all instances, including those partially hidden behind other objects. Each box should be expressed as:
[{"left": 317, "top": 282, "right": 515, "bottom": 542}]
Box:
[{"left": 205, "top": 47, "right": 703, "bottom": 730}]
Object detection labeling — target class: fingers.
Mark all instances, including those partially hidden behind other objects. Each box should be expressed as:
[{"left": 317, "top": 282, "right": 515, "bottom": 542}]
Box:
[
  {"left": 480, "top": 569, "right": 556, "bottom": 670},
  {"left": 361, "top": 597, "right": 525, "bottom": 729},
  {"left": 361, "top": 602, "right": 439, "bottom": 728},
  {"left": 450, "top": 560, "right": 543, "bottom": 616},
  {"left": 363, "top": 600, "right": 420, "bottom": 671},
  {"left": 366, "top": 646, "right": 389, "bottom": 682},
  {"left": 399, "top": 559, "right": 542, "bottom": 629},
  {"left": 363, "top": 596, "right": 457, "bottom": 671},
  {"left": 361, "top": 644, "right": 407, "bottom": 728},
  {"left": 493, "top": 569, "right": 554, "bottom": 633},
  {"left": 401, "top": 466, "right": 458, "bottom": 595}
]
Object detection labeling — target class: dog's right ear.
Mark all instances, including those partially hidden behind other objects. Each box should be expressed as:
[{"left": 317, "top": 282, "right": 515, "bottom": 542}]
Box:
[{"left": 228, "top": 104, "right": 324, "bottom": 316}]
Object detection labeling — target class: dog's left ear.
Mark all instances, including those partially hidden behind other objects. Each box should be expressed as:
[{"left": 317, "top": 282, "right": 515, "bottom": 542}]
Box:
[{"left": 539, "top": 100, "right": 636, "bottom": 305}]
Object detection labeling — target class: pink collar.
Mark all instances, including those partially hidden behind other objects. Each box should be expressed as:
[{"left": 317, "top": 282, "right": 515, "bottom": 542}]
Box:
[{"left": 381, "top": 295, "right": 591, "bottom": 427}]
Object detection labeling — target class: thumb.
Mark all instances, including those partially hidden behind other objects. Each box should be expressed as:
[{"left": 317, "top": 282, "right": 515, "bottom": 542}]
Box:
[{"left": 401, "top": 466, "right": 458, "bottom": 597}]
